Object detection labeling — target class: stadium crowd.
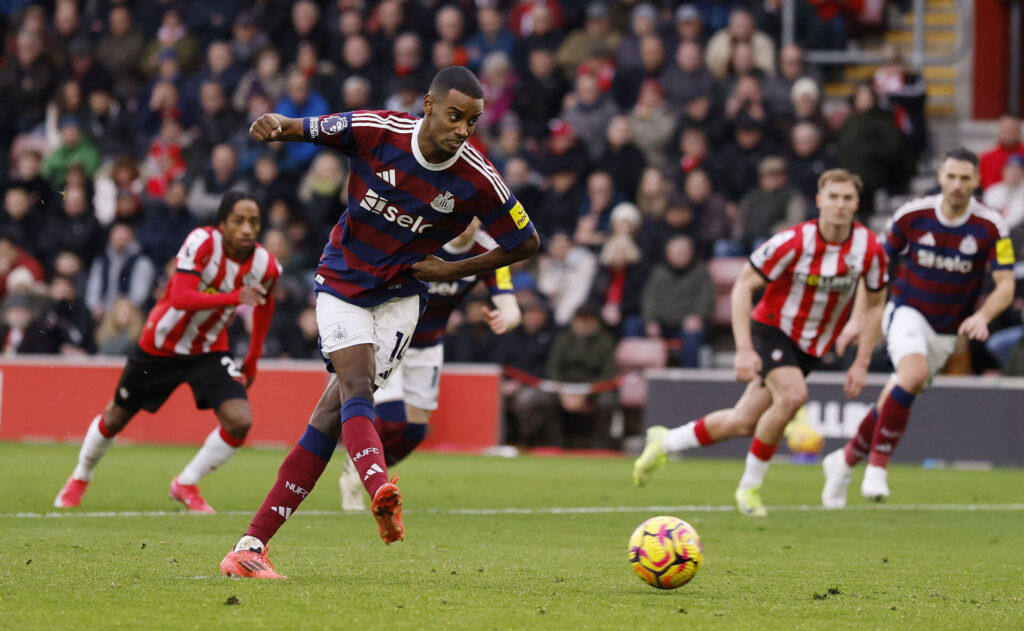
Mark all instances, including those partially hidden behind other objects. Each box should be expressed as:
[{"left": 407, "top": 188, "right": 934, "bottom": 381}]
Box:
[{"left": 1, "top": 0, "right": 1022, "bottom": 446}]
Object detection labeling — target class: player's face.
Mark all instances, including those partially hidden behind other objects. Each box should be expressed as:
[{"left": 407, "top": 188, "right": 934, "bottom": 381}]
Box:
[
  {"left": 815, "top": 180, "right": 859, "bottom": 228},
  {"left": 938, "top": 158, "right": 979, "bottom": 210},
  {"left": 423, "top": 89, "right": 483, "bottom": 157},
  {"left": 220, "top": 200, "right": 261, "bottom": 257}
]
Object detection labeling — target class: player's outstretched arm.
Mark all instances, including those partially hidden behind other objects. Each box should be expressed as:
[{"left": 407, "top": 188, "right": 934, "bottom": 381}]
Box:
[
  {"left": 844, "top": 285, "right": 885, "bottom": 398},
  {"left": 167, "top": 272, "right": 267, "bottom": 311},
  {"left": 249, "top": 113, "right": 307, "bottom": 142},
  {"left": 241, "top": 294, "right": 275, "bottom": 388},
  {"left": 730, "top": 262, "right": 767, "bottom": 383},
  {"left": 959, "top": 269, "right": 1015, "bottom": 342},
  {"left": 412, "top": 230, "right": 540, "bottom": 282}
]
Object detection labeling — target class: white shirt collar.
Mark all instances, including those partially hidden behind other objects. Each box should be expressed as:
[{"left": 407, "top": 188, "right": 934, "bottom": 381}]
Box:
[
  {"left": 412, "top": 119, "right": 464, "bottom": 171},
  {"left": 934, "top": 194, "right": 973, "bottom": 227}
]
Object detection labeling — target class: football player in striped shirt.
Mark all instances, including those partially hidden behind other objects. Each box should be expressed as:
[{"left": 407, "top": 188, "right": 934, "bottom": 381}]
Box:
[
  {"left": 633, "top": 169, "right": 888, "bottom": 516},
  {"left": 54, "top": 192, "right": 281, "bottom": 513},
  {"left": 339, "top": 218, "right": 521, "bottom": 511},
  {"left": 221, "top": 66, "right": 539, "bottom": 578},
  {"left": 822, "top": 149, "right": 1015, "bottom": 507}
]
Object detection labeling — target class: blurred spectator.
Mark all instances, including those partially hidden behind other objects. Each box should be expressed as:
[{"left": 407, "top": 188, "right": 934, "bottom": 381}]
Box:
[
  {"left": 786, "top": 122, "right": 836, "bottom": 202},
  {"left": 250, "top": 154, "right": 292, "bottom": 210},
  {"left": 508, "top": 0, "right": 567, "bottom": 39},
  {"left": 273, "top": 71, "right": 329, "bottom": 173},
  {"left": 464, "top": 6, "right": 517, "bottom": 73},
  {"left": 388, "top": 32, "right": 432, "bottom": 97},
  {"left": 682, "top": 168, "right": 734, "bottom": 257},
  {"left": 719, "top": 113, "right": 774, "bottom": 202},
  {"left": 94, "top": 297, "right": 145, "bottom": 356},
  {"left": 754, "top": 0, "right": 825, "bottom": 50},
  {"left": 96, "top": 5, "right": 147, "bottom": 100},
  {"left": 980, "top": 115, "right": 1024, "bottom": 190},
  {"left": 94, "top": 157, "right": 144, "bottom": 226},
  {"left": 734, "top": 156, "right": 807, "bottom": 252},
  {"left": 671, "top": 4, "right": 707, "bottom": 47},
  {"left": 279, "top": 0, "right": 328, "bottom": 61},
  {"left": 513, "top": 3, "right": 564, "bottom": 77},
  {"left": 138, "top": 179, "right": 198, "bottom": 266},
  {"left": 137, "top": 77, "right": 187, "bottom": 140},
  {"left": 588, "top": 230, "right": 648, "bottom": 336},
  {"left": 45, "top": 80, "right": 88, "bottom": 148},
  {"left": 142, "top": 8, "right": 201, "bottom": 77},
  {"left": 546, "top": 304, "right": 619, "bottom": 449},
  {"left": 18, "top": 275, "right": 95, "bottom": 355},
  {"left": 52, "top": 0, "right": 84, "bottom": 62},
  {"left": 83, "top": 87, "right": 135, "bottom": 160},
  {"left": 0, "top": 28, "right": 57, "bottom": 132},
  {"left": 188, "top": 144, "right": 249, "bottom": 220},
  {"left": 64, "top": 36, "right": 114, "bottom": 97},
  {"left": 340, "top": 75, "right": 373, "bottom": 111},
  {"left": 982, "top": 154, "right": 1024, "bottom": 241},
  {"left": 288, "top": 40, "right": 338, "bottom": 105},
  {"left": 37, "top": 184, "right": 103, "bottom": 268},
  {"left": 612, "top": 34, "right": 668, "bottom": 109},
  {"left": 188, "top": 40, "right": 244, "bottom": 108},
  {"left": 556, "top": 2, "right": 622, "bottom": 79},
  {"left": 143, "top": 116, "right": 188, "bottom": 198},
  {"left": 190, "top": 81, "right": 243, "bottom": 163},
  {"left": 764, "top": 44, "right": 822, "bottom": 118},
  {"left": 230, "top": 12, "right": 270, "bottom": 66},
  {"left": 366, "top": 0, "right": 405, "bottom": 65},
  {"left": 574, "top": 171, "right": 623, "bottom": 248},
  {"left": 445, "top": 294, "right": 506, "bottom": 362},
  {"left": 806, "top": 0, "right": 852, "bottom": 50},
  {"left": 641, "top": 235, "right": 714, "bottom": 367},
  {"left": 501, "top": 299, "right": 560, "bottom": 446},
  {"left": 478, "top": 52, "right": 518, "bottom": 139},
  {"left": 53, "top": 250, "right": 87, "bottom": 296},
  {"left": 705, "top": 8, "right": 775, "bottom": 79},
  {"left": 9, "top": 149, "right": 55, "bottom": 213},
  {"left": 628, "top": 80, "right": 676, "bottom": 168},
  {"left": 512, "top": 47, "right": 570, "bottom": 143},
  {"left": 42, "top": 116, "right": 100, "bottom": 189},
  {"left": 616, "top": 3, "right": 659, "bottom": 74},
  {"left": 503, "top": 157, "right": 544, "bottom": 219},
  {"left": 535, "top": 120, "right": 589, "bottom": 236},
  {"left": 662, "top": 40, "right": 715, "bottom": 110},
  {"left": 596, "top": 116, "right": 645, "bottom": 202},
  {"left": 722, "top": 75, "right": 769, "bottom": 132},
  {"left": 1, "top": 187, "right": 44, "bottom": 256},
  {"left": 537, "top": 232, "right": 597, "bottom": 326},
  {"left": 338, "top": 35, "right": 386, "bottom": 107},
  {"left": 784, "top": 77, "right": 829, "bottom": 140},
  {"left": 672, "top": 126, "right": 723, "bottom": 192},
  {"left": 0, "top": 293, "right": 39, "bottom": 355},
  {"left": 277, "top": 306, "right": 321, "bottom": 359},
  {"left": 234, "top": 47, "right": 286, "bottom": 114},
  {"left": 635, "top": 166, "right": 671, "bottom": 219},
  {"left": 836, "top": 82, "right": 909, "bottom": 218},
  {"left": 85, "top": 222, "right": 156, "bottom": 321},
  {"left": 488, "top": 116, "right": 528, "bottom": 174},
  {"left": 435, "top": 5, "right": 470, "bottom": 67},
  {"left": 0, "top": 235, "right": 45, "bottom": 301},
  {"left": 873, "top": 49, "right": 927, "bottom": 162},
  {"left": 299, "top": 151, "right": 347, "bottom": 238}
]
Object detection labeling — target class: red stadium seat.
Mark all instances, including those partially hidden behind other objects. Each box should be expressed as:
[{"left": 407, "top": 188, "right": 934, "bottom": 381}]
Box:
[
  {"left": 614, "top": 338, "right": 668, "bottom": 409},
  {"left": 707, "top": 257, "right": 747, "bottom": 328}
]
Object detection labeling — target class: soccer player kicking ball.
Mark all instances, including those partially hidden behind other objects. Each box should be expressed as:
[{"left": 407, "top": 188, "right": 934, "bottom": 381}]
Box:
[
  {"left": 220, "top": 66, "right": 539, "bottom": 578},
  {"left": 822, "top": 149, "right": 1015, "bottom": 507},
  {"left": 633, "top": 169, "right": 888, "bottom": 516},
  {"left": 54, "top": 192, "right": 280, "bottom": 513},
  {"left": 339, "top": 218, "right": 521, "bottom": 511}
]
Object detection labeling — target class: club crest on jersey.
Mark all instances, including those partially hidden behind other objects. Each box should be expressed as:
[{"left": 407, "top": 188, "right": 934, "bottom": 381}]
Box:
[
  {"left": 431, "top": 191, "right": 456, "bottom": 213},
  {"left": 959, "top": 235, "right": 978, "bottom": 255},
  {"left": 321, "top": 115, "right": 347, "bottom": 135}
]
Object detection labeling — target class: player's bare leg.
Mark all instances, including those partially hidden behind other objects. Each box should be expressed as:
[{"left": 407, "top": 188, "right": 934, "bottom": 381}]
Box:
[
  {"left": 735, "top": 367, "right": 807, "bottom": 516},
  {"left": 172, "top": 398, "right": 252, "bottom": 513},
  {"left": 55, "top": 400, "right": 134, "bottom": 508},
  {"left": 634, "top": 382, "right": 772, "bottom": 487}
]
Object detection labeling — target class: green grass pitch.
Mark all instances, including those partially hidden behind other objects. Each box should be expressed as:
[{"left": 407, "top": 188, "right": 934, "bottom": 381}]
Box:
[{"left": 2, "top": 442, "right": 1023, "bottom": 630}]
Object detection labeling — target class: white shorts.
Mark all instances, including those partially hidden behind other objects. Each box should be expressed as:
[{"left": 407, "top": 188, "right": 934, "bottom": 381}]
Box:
[
  {"left": 372, "top": 344, "right": 444, "bottom": 411},
  {"left": 316, "top": 292, "right": 422, "bottom": 389},
  {"left": 883, "top": 303, "right": 958, "bottom": 385}
]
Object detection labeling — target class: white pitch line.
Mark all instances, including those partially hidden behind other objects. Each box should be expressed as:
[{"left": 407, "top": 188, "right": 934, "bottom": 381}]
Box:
[{"left": 2, "top": 503, "right": 1024, "bottom": 519}]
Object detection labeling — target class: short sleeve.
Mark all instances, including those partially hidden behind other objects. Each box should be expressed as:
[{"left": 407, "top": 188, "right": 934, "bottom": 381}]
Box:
[
  {"left": 176, "top": 229, "right": 213, "bottom": 274},
  {"left": 749, "top": 228, "right": 800, "bottom": 281},
  {"left": 476, "top": 192, "right": 535, "bottom": 252},
  {"left": 863, "top": 236, "right": 889, "bottom": 291},
  {"left": 302, "top": 112, "right": 357, "bottom": 155},
  {"left": 989, "top": 213, "right": 1015, "bottom": 270},
  {"left": 883, "top": 211, "right": 909, "bottom": 258}
]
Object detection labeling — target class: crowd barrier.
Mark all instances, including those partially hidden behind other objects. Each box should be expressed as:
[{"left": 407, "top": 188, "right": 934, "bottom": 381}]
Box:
[
  {"left": 0, "top": 358, "right": 501, "bottom": 451},
  {"left": 644, "top": 369, "right": 1024, "bottom": 466}
]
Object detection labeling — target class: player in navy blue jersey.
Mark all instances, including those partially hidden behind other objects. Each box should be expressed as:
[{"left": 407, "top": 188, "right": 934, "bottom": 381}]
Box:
[
  {"left": 822, "top": 148, "right": 1015, "bottom": 508},
  {"left": 221, "top": 67, "right": 539, "bottom": 579},
  {"left": 339, "top": 218, "right": 521, "bottom": 511}
]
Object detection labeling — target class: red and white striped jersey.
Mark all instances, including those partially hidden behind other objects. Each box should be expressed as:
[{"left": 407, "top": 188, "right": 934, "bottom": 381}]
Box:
[
  {"left": 749, "top": 220, "right": 888, "bottom": 357},
  {"left": 139, "top": 227, "right": 280, "bottom": 356}
]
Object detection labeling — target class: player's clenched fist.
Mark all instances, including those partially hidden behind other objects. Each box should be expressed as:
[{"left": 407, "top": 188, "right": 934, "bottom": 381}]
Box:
[{"left": 250, "top": 114, "right": 283, "bottom": 141}]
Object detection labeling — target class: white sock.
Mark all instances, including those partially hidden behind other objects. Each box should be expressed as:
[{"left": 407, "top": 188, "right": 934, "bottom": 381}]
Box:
[
  {"left": 72, "top": 414, "right": 115, "bottom": 481},
  {"left": 234, "top": 535, "right": 265, "bottom": 553},
  {"left": 738, "top": 452, "right": 771, "bottom": 490},
  {"left": 663, "top": 421, "right": 701, "bottom": 453},
  {"left": 176, "top": 427, "right": 240, "bottom": 485}
]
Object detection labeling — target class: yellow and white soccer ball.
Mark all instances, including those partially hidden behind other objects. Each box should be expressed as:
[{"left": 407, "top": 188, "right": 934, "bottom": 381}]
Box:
[
  {"left": 784, "top": 405, "right": 825, "bottom": 454},
  {"left": 628, "top": 515, "right": 703, "bottom": 589}
]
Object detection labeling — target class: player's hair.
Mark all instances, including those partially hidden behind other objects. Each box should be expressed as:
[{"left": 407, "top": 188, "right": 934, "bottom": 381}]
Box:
[
  {"left": 429, "top": 66, "right": 484, "bottom": 100},
  {"left": 817, "top": 168, "right": 863, "bottom": 193},
  {"left": 214, "top": 191, "right": 261, "bottom": 226},
  {"left": 942, "top": 147, "right": 979, "bottom": 168}
]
